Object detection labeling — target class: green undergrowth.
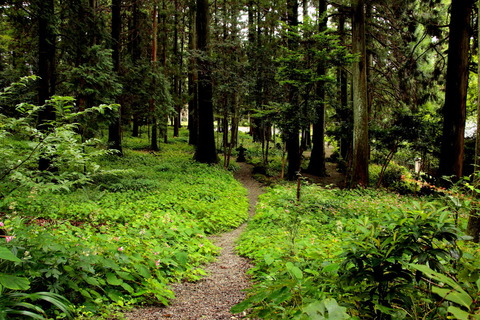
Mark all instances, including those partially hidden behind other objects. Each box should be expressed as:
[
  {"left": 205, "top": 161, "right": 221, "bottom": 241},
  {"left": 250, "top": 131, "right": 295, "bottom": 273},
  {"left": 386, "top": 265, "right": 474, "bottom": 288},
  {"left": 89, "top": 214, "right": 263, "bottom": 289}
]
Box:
[
  {"left": 234, "top": 184, "right": 480, "bottom": 319},
  {"left": 0, "top": 134, "right": 249, "bottom": 317}
]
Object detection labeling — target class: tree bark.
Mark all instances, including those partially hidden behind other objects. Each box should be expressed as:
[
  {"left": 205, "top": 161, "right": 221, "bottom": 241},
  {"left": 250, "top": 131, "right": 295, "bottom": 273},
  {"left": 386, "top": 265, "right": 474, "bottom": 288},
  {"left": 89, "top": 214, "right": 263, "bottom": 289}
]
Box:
[
  {"left": 350, "top": 0, "right": 369, "bottom": 187},
  {"left": 150, "top": 5, "right": 160, "bottom": 151},
  {"left": 438, "top": 0, "right": 474, "bottom": 180},
  {"left": 188, "top": 4, "right": 199, "bottom": 145},
  {"left": 108, "top": 0, "right": 123, "bottom": 155},
  {"left": 285, "top": 0, "right": 301, "bottom": 181},
  {"left": 173, "top": 0, "right": 181, "bottom": 138},
  {"left": 467, "top": 0, "right": 480, "bottom": 242},
  {"left": 194, "top": 0, "right": 218, "bottom": 164},
  {"left": 337, "top": 14, "right": 351, "bottom": 162},
  {"left": 37, "top": 0, "right": 56, "bottom": 171},
  {"left": 307, "top": 0, "right": 328, "bottom": 177}
]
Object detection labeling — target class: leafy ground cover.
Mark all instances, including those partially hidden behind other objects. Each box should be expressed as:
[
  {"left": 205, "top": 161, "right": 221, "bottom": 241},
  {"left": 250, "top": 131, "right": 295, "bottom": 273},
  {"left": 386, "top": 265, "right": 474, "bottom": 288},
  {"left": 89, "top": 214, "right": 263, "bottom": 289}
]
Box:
[
  {"left": 233, "top": 183, "right": 480, "bottom": 319},
  {"left": 0, "top": 133, "right": 249, "bottom": 318}
]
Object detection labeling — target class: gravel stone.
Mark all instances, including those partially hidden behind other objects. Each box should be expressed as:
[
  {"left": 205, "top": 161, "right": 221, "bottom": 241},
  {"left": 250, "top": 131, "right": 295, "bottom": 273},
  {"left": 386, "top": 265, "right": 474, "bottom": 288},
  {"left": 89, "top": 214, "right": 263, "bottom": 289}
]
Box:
[{"left": 125, "top": 162, "right": 262, "bottom": 320}]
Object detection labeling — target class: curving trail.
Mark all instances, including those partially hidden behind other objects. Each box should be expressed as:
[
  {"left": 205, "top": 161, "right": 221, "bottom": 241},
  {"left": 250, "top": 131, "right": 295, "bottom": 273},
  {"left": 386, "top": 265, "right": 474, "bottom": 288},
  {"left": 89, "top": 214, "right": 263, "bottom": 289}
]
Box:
[{"left": 125, "top": 162, "right": 262, "bottom": 320}]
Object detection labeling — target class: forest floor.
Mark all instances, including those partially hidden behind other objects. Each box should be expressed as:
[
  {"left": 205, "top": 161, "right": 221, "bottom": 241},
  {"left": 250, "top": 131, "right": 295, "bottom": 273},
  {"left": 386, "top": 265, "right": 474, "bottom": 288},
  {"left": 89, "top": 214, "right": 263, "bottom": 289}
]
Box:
[
  {"left": 124, "top": 162, "right": 262, "bottom": 320},
  {"left": 125, "top": 156, "right": 344, "bottom": 320}
]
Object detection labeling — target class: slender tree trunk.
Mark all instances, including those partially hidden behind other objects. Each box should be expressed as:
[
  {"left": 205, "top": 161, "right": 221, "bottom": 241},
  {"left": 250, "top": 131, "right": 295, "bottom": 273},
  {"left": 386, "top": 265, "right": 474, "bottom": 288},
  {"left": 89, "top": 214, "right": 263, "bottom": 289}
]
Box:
[
  {"left": 150, "top": 5, "right": 159, "bottom": 151},
  {"left": 307, "top": 0, "right": 327, "bottom": 177},
  {"left": 338, "top": 14, "right": 351, "bottom": 161},
  {"left": 467, "top": 1, "right": 480, "bottom": 242},
  {"left": 194, "top": 0, "right": 218, "bottom": 163},
  {"left": 438, "top": 0, "right": 474, "bottom": 180},
  {"left": 188, "top": 4, "right": 199, "bottom": 145},
  {"left": 37, "top": 0, "right": 56, "bottom": 171},
  {"left": 285, "top": 0, "right": 301, "bottom": 181},
  {"left": 350, "top": 0, "right": 369, "bottom": 187},
  {"left": 173, "top": 0, "right": 181, "bottom": 138},
  {"left": 108, "top": 0, "right": 123, "bottom": 155},
  {"left": 37, "top": 0, "right": 56, "bottom": 124}
]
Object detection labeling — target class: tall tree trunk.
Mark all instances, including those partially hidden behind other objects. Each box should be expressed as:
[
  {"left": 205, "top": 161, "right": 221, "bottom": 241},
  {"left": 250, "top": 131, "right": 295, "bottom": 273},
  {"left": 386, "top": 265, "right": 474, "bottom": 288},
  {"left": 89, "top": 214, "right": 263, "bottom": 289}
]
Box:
[
  {"left": 285, "top": 0, "right": 301, "bottom": 181},
  {"left": 130, "top": 0, "right": 142, "bottom": 138},
  {"left": 37, "top": 0, "right": 56, "bottom": 123},
  {"left": 307, "top": 0, "right": 327, "bottom": 177},
  {"left": 438, "top": 0, "right": 474, "bottom": 180},
  {"left": 467, "top": 0, "right": 480, "bottom": 242},
  {"left": 173, "top": 0, "right": 181, "bottom": 138},
  {"left": 188, "top": 4, "right": 199, "bottom": 145},
  {"left": 338, "top": 14, "right": 351, "bottom": 161},
  {"left": 37, "top": 0, "right": 56, "bottom": 171},
  {"left": 108, "top": 0, "right": 123, "bottom": 155},
  {"left": 194, "top": 0, "right": 218, "bottom": 163},
  {"left": 350, "top": 0, "right": 369, "bottom": 187},
  {"left": 151, "top": 5, "right": 160, "bottom": 151}
]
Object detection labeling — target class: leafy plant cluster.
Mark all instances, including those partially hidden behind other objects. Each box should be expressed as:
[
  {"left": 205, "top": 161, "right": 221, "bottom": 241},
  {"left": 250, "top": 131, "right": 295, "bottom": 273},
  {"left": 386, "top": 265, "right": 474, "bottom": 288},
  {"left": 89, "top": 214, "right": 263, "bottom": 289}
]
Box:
[
  {"left": 1, "top": 131, "right": 248, "bottom": 318},
  {"left": 233, "top": 184, "right": 480, "bottom": 319}
]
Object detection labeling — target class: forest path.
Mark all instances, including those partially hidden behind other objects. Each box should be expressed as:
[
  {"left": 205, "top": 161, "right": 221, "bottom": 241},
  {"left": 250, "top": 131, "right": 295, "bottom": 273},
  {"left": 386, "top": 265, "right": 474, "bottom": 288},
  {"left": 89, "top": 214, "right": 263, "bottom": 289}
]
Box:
[{"left": 125, "top": 162, "right": 262, "bottom": 320}]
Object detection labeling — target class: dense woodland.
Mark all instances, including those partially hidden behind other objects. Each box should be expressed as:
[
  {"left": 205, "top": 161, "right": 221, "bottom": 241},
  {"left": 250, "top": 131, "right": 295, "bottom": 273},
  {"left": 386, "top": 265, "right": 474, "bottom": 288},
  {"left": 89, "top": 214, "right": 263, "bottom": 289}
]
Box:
[
  {"left": 2, "top": 0, "right": 480, "bottom": 319},
  {"left": 1, "top": 0, "right": 477, "bottom": 182}
]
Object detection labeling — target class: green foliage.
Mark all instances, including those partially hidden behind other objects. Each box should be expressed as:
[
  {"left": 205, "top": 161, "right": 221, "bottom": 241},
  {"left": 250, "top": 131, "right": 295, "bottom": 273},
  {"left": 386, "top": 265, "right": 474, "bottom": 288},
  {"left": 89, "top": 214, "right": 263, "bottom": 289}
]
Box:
[
  {"left": 1, "top": 130, "right": 248, "bottom": 316},
  {"left": 0, "top": 80, "right": 118, "bottom": 200},
  {"left": 63, "top": 45, "right": 122, "bottom": 106},
  {"left": 369, "top": 163, "right": 417, "bottom": 194},
  {"left": 0, "top": 241, "right": 74, "bottom": 319},
  {"left": 338, "top": 202, "right": 459, "bottom": 318},
  {"left": 411, "top": 264, "right": 480, "bottom": 320},
  {"left": 234, "top": 183, "right": 467, "bottom": 319}
]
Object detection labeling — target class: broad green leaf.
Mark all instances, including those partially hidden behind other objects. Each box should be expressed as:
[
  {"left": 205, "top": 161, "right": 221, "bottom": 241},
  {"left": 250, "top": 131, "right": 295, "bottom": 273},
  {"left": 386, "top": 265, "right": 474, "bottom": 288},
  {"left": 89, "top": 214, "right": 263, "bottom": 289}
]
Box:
[
  {"left": 324, "top": 298, "right": 350, "bottom": 319},
  {"left": 286, "top": 262, "right": 303, "bottom": 280},
  {"left": 134, "top": 264, "right": 151, "bottom": 278},
  {"left": 264, "top": 255, "right": 275, "bottom": 266},
  {"left": 116, "top": 271, "right": 135, "bottom": 281},
  {"left": 231, "top": 299, "right": 252, "bottom": 314},
  {"left": 0, "top": 273, "right": 30, "bottom": 290},
  {"left": 302, "top": 301, "right": 326, "bottom": 319},
  {"left": 174, "top": 251, "right": 188, "bottom": 267},
  {"left": 121, "top": 282, "right": 135, "bottom": 293},
  {"left": 0, "top": 247, "right": 21, "bottom": 262},
  {"left": 432, "top": 287, "right": 472, "bottom": 309},
  {"left": 106, "top": 288, "right": 123, "bottom": 302},
  {"left": 447, "top": 306, "right": 471, "bottom": 320},
  {"left": 267, "top": 286, "right": 291, "bottom": 304},
  {"left": 321, "top": 263, "right": 340, "bottom": 273},
  {"left": 106, "top": 272, "right": 123, "bottom": 286}
]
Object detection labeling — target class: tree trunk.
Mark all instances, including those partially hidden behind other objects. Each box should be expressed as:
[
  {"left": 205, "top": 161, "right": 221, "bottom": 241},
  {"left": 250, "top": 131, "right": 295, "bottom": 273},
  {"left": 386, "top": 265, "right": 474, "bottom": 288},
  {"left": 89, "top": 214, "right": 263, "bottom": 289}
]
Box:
[
  {"left": 173, "top": 0, "right": 181, "bottom": 138},
  {"left": 338, "top": 14, "right": 351, "bottom": 161},
  {"left": 108, "top": 0, "right": 123, "bottom": 155},
  {"left": 438, "top": 0, "right": 474, "bottom": 180},
  {"left": 188, "top": 5, "right": 198, "bottom": 145},
  {"left": 150, "top": 5, "right": 160, "bottom": 151},
  {"left": 37, "top": 0, "right": 56, "bottom": 124},
  {"left": 285, "top": 0, "right": 301, "bottom": 181},
  {"left": 194, "top": 0, "right": 218, "bottom": 164},
  {"left": 307, "top": 0, "right": 327, "bottom": 177},
  {"left": 350, "top": 0, "right": 369, "bottom": 187},
  {"left": 37, "top": 0, "right": 56, "bottom": 171},
  {"left": 468, "top": 0, "right": 480, "bottom": 242}
]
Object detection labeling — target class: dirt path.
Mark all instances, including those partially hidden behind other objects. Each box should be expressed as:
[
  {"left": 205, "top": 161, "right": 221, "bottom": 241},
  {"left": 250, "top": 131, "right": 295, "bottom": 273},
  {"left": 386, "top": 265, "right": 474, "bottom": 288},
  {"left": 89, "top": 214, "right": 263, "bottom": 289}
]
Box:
[{"left": 125, "top": 162, "right": 262, "bottom": 320}]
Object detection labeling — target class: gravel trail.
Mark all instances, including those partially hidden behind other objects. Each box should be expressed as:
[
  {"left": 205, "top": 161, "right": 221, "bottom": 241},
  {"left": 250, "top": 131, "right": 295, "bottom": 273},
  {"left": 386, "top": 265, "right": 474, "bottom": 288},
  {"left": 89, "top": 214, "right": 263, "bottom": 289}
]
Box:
[{"left": 125, "top": 162, "right": 262, "bottom": 320}]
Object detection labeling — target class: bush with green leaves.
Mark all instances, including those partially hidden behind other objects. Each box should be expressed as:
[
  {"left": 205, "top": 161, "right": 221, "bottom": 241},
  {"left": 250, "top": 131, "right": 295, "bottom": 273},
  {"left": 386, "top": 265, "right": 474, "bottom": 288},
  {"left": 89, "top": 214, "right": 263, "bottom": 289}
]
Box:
[
  {"left": 1, "top": 131, "right": 249, "bottom": 317},
  {"left": 0, "top": 238, "right": 74, "bottom": 319},
  {"left": 0, "top": 86, "right": 118, "bottom": 202},
  {"left": 369, "top": 162, "right": 417, "bottom": 194},
  {"left": 337, "top": 202, "right": 460, "bottom": 319},
  {"left": 233, "top": 183, "right": 469, "bottom": 319}
]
